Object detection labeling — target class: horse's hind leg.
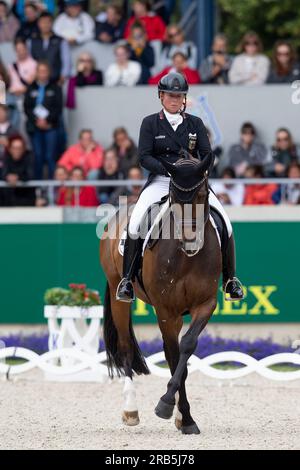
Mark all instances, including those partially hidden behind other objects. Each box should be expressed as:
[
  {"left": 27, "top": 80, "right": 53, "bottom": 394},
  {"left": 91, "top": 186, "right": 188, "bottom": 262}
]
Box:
[{"left": 104, "top": 283, "right": 141, "bottom": 426}]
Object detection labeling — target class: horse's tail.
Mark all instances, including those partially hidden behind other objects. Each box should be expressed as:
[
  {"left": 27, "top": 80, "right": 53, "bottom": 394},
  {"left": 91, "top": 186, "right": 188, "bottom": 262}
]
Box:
[{"left": 103, "top": 283, "right": 150, "bottom": 378}]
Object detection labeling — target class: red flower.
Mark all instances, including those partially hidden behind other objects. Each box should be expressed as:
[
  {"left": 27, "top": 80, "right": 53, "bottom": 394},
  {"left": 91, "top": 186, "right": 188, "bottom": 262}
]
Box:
[{"left": 69, "top": 283, "right": 86, "bottom": 290}]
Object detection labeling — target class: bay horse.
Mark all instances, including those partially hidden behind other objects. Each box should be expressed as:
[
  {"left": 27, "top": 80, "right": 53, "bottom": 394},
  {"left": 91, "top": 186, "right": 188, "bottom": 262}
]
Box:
[{"left": 100, "top": 150, "right": 222, "bottom": 434}]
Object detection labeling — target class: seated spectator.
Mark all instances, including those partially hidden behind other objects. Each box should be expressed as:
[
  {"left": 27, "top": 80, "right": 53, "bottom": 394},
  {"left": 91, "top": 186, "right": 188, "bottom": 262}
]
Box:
[
  {"left": 105, "top": 43, "right": 141, "bottom": 86},
  {"left": 229, "top": 31, "right": 270, "bottom": 85},
  {"left": 228, "top": 122, "right": 268, "bottom": 177},
  {"left": 112, "top": 126, "right": 138, "bottom": 176},
  {"left": 267, "top": 41, "right": 300, "bottom": 84},
  {"left": 160, "top": 24, "right": 197, "bottom": 69},
  {"left": 14, "top": 0, "right": 55, "bottom": 22},
  {"left": 15, "top": 2, "right": 40, "bottom": 40},
  {"left": 53, "top": 0, "right": 94, "bottom": 46},
  {"left": 127, "top": 21, "right": 154, "bottom": 84},
  {"left": 0, "top": 134, "right": 35, "bottom": 207},
  {"left": 95, "top": 3, "right": 124, "bottom": 43},
  {"left": 58, "top": 129, "right": 104, "bottom": 178},
  {"left": 0, "top": 104, "right": 19, "bottom": 178},
  {"left": 28, "top": 11, "right": 72, "bottom": 84},
  {"left": 211, "top": 167, "right": 245, "bottom": 206},
  {"left": 206, "top": 127, "right": 223, "bottom": 177},
  {"left": 244, "top": 165, "right": 278, "bottom": 205},
  {"left": 8, "top": 38, "right": 37, "bottom": 97},
  {"left": 56, "top": 166, "right": 99, "bottom": 206},
  {"left": 66, "top": 52, "right": 103, "bottom": 108},
  {"left": 0, "top": 1, "right": 20, "bottom": 43},
  {"left": 149, "top": 51, "right": 201, "bottom": 85},
  {"left": 24, "top": 60, "right": 63, "bottom": 179},
  {"left": 109, "top": 165, "right": 143, "bottom": 205},
  {"left": 124, "top": 0, "right": 166, "bottom": 41},
  {"left": 200, "top": 34, "right": 233, "bottom": 85},
  {"left": 98, "top": 148, "right": 124, "bottom": 203},
  {"left": 281, "top": 163, "right": 300, "bottom": 205},
  {"left": 265, "top": 128, "right": 299, "bottom": 177}
]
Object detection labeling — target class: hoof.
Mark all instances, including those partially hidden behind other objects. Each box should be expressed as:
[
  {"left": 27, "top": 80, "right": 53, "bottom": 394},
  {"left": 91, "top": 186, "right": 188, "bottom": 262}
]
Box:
[
  {"left": 181, "top": 423, "right": 200, "bottom": 435},
  {"left": 175, "top": 418, "right": 182, "bottom": 430},
  {"left": 122, "top": 410, "right": 140, "bottom": 426},
  {"left": 155, "top": 399, "right": 175, "bottom": 420}
]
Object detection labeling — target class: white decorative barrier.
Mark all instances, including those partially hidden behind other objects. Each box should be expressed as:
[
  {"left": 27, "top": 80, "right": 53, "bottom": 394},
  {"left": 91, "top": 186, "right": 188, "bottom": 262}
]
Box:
[
  {"left": 43, "top": 305, "right": 103, "bottom": 382},
  {"left": 1, "top": 349, "right": 300, "bottom": 382}
]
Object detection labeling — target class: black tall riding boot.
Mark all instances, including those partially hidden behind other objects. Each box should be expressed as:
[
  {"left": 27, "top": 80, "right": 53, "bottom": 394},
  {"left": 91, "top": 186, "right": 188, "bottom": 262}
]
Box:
[
  {"left": 116, "top": 233, "right": 143, "bottom": 303},
  {"left": 222, "top": 234, "right": 244, "bottom": 301}
]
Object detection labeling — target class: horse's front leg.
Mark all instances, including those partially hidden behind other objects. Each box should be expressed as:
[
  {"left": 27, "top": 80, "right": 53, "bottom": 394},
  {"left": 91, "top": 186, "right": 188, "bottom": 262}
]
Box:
[{"left": 155, "top": 298, "right": 217, "bottom": 433}]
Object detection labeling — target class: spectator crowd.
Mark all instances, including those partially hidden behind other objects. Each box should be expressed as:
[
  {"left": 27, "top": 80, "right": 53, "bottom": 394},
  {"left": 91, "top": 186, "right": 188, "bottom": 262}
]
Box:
[{"left": 0, "top": 0, "right": 300, "bottom": 207}]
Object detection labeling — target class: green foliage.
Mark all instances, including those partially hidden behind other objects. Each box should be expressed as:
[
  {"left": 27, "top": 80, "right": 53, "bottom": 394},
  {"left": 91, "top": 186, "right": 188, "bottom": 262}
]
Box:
[
  {"left": 44, "top": 284, "right": 101, "bottom": 307},
  {"left": 217, "top": 0, "right": 300, "bottom": 53}
]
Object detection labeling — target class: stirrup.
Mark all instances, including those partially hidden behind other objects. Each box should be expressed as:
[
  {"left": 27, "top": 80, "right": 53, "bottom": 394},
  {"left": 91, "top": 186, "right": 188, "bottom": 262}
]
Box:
[
  {"left": 224, "top": 277, "right": 244, "bottom": 302},
  {"left": 116, "top": 278, "right": 135, "bottom": 303}
]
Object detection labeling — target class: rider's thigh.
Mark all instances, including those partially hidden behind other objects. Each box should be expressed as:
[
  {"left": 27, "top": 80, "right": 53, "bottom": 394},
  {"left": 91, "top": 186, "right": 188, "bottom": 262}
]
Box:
[
  {"left": 208, "top": 191, "right": 233, "bottom": 237},
  {"left": 128, "top": 178, "right": 169, "bottom": 236}
]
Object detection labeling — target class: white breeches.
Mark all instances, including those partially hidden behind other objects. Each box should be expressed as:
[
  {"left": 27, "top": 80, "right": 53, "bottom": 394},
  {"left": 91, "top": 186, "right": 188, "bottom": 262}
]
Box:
[{"left": 128, "top": 175, "right": 233, "bottom": 237}]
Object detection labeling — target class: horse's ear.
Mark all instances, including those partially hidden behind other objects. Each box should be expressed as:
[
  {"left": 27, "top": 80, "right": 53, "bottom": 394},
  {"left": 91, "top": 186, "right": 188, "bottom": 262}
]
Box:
[
  {"left": 197, "top": 151, "right": 214, "bottom": 174},
  {"left": 160, "top": 159, "right": 178, "bottom": 176}
]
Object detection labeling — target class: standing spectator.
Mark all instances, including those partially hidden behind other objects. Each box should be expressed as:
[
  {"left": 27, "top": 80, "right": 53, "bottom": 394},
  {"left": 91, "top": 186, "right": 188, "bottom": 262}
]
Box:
[
  {"left": 28, "top": 12, "right": 72, "bottom": 84},
  {"left": 112, "top": 126, "right": 138, "bottom": 176},
  {"left": 53, "top": 0, "right": 95, "bottom": 46},
  {"left": 0, "top": 1, "right": 20, "bottom": 43},
  {"left": 66, "top": 52, "right": 103, "bottom": 109},
  {"left": 16, "top": 2, "right": 40, "bottom": 40},
  {"left": 0, "top": 59, "right": 20, "bottom": 129},
  {"left": 0, "top": 104, "right": 19, "bottom": 178},
  {"left": 164, "top": 0, "right": 193, "bottom": 24},
  {"left": 127, "top": 21, "right": 154, "bottom": 84},
  {"left": 58, "top": 129, "right": 104, "bottom": 178},
  {"left": 281, "top": 163, "right": 300, "bottom": 205},
  {"left": 267, "top": 41, "right": 300, "bottom": 84},
  {"left": 265, "top": 128, "right": 299, "bottom": 177},
  {"left": 14, "top": 0, "right": 55, "bottom": 22},
  {"left": 8, "top": 38, "right": 37, "bottom": 96},
  {"left": 105, "top": 43, "right": 141, "bottom": 87},
  {"left": 95, "top": 3, "right": 124, "bottom": 43},
  {"left": 98, "top": 148, "right": 124, "bottom": 203},
  {"left": 200, "top": 34, "right": 233, "bottom": 84},
  {"left": 149, "top": 51, "right": 201, "bottom": 85},
  {"left": 229, "top": 31, "right": 270, "bottom": 85},
  {"left": 244, "top": 165, "right": 278, "bottom": 205},
  {"left": 228, "top": 122, "right": 268, "bottom": 177},
  {"left": 109, "top": 165, "right": 143, "bottom": 205},
  {"left": 211, "top": 167, "right": 245, "bottom": 206},
  {"left": 160, "top": 24, "right": 197, "bottom": 69},
  {"left": 24, "top": 60, "right": 63, "bottom": 179},
  {"left": 1, "top": 134, "right": 35, "bottom": 206},
  {"left": 56, "top": 166, "right": 99, "bottom": 206},
  {"left": 124, "top": 0, "right": 166, "bottom": 41}
]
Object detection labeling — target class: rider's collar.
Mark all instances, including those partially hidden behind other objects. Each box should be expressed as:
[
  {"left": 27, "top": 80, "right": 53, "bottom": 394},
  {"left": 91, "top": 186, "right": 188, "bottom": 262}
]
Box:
[{"left": 162, "top": 108, "right": 183, "bottom": 128}]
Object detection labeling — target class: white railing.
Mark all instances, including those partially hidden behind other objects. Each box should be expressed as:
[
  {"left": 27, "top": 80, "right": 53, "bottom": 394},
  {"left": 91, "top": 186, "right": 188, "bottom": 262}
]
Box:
[{"left": 1, "top": 348, "right": 300, "bottom": 382}]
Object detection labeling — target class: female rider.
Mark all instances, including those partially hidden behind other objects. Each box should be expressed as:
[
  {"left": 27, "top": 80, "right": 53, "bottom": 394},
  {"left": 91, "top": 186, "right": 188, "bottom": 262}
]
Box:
[{"left": 116, "top": 72, "right": 244, "bottom": 303}]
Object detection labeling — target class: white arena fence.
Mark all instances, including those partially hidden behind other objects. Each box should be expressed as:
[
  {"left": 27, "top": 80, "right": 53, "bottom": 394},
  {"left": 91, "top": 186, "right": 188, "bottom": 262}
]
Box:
[{"left": 1, "top": 348, "right": 300, "bottom": 382}]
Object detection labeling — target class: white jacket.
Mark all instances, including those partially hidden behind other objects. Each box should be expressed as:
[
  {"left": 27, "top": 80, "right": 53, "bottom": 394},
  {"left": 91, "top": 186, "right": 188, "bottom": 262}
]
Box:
[
  {"left": 104, "top": 61, "right": 141, "bottom": 87},
  {"left": 229, "top": 53, "right": 270, "bottom": 85},
  {"left": 53, "top": 12, "right": 94, "bottom": 44}
]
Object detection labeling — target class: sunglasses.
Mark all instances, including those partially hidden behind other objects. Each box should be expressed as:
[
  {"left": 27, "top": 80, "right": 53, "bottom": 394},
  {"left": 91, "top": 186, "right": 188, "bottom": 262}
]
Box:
[
  {"left": 213, "top": 50, "right": 225, "bottom": 55},
  {"left": 168, "top": 31, "right": 180, "bottom": 38}
]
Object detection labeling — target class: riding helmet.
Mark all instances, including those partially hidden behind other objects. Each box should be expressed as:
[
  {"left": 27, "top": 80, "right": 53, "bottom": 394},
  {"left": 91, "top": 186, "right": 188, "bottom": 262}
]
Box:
[{"left": 157, "top": 72, "right": 189, "bottom": 98}]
